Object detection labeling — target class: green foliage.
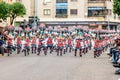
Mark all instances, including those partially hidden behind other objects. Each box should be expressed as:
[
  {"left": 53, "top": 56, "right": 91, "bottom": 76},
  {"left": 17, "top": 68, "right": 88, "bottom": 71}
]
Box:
[
  {"left": 9, "top": 2, "right": 26, "bottom": 25},
  {"left": 0, "top": 2, "right": 26, "bottom": 25},
  {"left": 0, "top": 2, "right": 9, "bottom": 21},
  {"left": 113, "top": 0, "right": 120, "bottom": 15}
]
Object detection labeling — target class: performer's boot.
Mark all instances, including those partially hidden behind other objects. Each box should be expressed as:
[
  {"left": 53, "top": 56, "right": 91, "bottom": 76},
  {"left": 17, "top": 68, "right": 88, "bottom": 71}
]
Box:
[
  {"left": 57, "top": 50, "right": 59, "bottom": 56},
  {"left": 79, "top": 49, "right": 82, "bottom": 57},
  {"left": 2, "top": 53, "right": 4, "bottom": 56},
  {"left": 94, "top": 51, "right": 97, "bottom": 58},
  {"left": 50, "top": 47, "right": 53, "bottom": 53},
  {"left": 60, "top": 49, "right": 62, "bottom": 56},
  {"left": 64, "top": 49, "right": 66, "bottom": 54},
  {"left": 37, "top": 48, "right": 40, "bottom": 55},
  {"left": 86, "top": 48, "right": 88, "bottom": 53},
  {"left": 69, "top": 47, "right": 71, "bottom": 53},
  {"left": 89, "top": 46, "right": 91, "bottom": 50},
  {"left": 75, "top": 49, "right": 77, "bottom": 56},
  {"left": 83, "top": 48, "right": 85, "bottom": 54},
  {"left": 97, "top": 50, "right": 100, "bottom": 57},
  {"left": 66, "top": 47, "right": 68, "bottom": 52},
  {"left": 27, "top": 48, "right": 29, "bottom": 55},
  {"left": 103, "top": 48, "right": 104, "bottom": 52},
  {"left": 44, "top": 48, "right": 47, "bottom": 56},
  {"left": 34, "top": 47, "right": 36, "bottom": 53},
  {"left": 32, "top": 47, "right": 33, "bottom": 53},
  {"left": 57, "top": 48, "right": 59, "bottom": 56}
]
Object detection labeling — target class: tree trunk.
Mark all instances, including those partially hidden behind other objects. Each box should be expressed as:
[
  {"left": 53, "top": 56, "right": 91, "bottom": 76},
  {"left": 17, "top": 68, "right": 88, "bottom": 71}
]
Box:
[{"left": 10, "top": 17, "right": 14, "bottom": 25}]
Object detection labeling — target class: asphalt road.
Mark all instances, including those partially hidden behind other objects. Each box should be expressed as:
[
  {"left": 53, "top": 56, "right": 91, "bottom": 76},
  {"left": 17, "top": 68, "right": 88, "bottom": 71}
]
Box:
[{"left": 0, "top": 50, "right": 119, "bottom": 80}]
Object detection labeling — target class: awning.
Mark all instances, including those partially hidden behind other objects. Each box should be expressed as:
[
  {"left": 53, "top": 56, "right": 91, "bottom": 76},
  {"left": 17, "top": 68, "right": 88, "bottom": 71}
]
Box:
[
  {"left": 88, "top": 7, "right": 105, "bottom": 10},
  {"left": 56, "top": 3, "right": 68, "bottom": 9}
]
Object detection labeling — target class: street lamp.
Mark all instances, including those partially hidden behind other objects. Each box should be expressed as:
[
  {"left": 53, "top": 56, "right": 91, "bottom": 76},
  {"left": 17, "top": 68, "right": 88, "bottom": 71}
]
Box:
[
  {"left": 107, "top": 10, "right": 110, "bottom": 30},
  {"left": 107, "top": 19, "right": 110, "bottom": 30},
  {"left": 33, "top": 0, "right": 38, "bottom": 26}
]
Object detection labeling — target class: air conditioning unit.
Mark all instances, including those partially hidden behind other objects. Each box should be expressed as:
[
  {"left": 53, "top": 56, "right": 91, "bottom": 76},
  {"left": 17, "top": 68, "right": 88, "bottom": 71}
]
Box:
[{"left": 43, "top": 1, "right": 47, "bottom": 5}]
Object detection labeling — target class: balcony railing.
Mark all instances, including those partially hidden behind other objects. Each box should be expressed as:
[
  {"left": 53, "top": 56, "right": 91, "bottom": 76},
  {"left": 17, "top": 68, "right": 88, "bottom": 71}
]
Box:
[
  {"left": 88, "top": 15, "right": 106, "bottom": 17},
  {"left": 88, "top": 0, "right": 105, "bottom": 3},
  {"left": 55, "top": 14, "right": 68, "bottom": 18}
]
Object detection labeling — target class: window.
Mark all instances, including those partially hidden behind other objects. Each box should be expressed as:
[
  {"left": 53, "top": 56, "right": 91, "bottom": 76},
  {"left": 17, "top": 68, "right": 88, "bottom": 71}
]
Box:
[
  {"left": 88, "top": 0, "right": 105, "bottom": 3},
  {"left": 88, "top": 0, "right": 104, "bottom": 1},
  {"left": 71, "top": 0, "right": 77, "bottom": 2},
  {"left": 44, "top": 9, "right": 51, "bottom": 15},
  {"left": 88, "top": 7, "right": 106, "bottom": 17},
  {"left": 56, "top": 9, "right": 67, "bottom": 14},
  {"left": 56, "top": 9, "right": 68, "bottom": 18},
  {"left": 70, "top": 9, "right": 77, "bottom": 15},
  {"left": 114, "top": 14, "right": 116, "bottom": 19},
  {"left": 16, "top": 0, "right": 22, "bottom": 2},
  {"left": 56, "top": 0, "right": 67, "bottom": 3},
  {"left": 108, "top": 9, "right": 112, "bottom": 15},
  {"left": 118, "top": 16, "right": 120, "bottom": 20}
]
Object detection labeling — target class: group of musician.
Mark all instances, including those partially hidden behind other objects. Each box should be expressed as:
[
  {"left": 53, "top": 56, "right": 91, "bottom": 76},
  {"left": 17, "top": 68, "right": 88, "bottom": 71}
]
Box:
[{"left": 0, "top": 28, "right": 117, "bottom": 57}]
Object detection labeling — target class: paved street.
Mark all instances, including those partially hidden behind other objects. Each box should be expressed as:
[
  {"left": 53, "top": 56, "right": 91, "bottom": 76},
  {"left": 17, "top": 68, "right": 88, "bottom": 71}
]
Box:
[{"left": 0, "top": 50, "right": 119, "bottom": 80}]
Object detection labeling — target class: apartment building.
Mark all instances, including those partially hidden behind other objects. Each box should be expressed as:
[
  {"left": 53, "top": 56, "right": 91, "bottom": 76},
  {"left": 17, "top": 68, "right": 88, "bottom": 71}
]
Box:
[{"left": 2, "top": 0, "right": 120, "bottom": 30}]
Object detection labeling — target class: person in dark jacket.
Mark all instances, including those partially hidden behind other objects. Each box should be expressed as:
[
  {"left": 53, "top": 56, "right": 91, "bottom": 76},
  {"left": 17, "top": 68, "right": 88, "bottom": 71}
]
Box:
[{"left": 0, "top": 37, "right": 4, "bottom": 56}]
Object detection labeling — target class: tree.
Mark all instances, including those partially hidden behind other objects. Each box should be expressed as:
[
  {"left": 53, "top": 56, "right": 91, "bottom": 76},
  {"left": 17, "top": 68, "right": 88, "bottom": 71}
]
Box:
[
  {"left": 9, "top": 2, "right": 26, "bottom": 25},
  {"left": 0, "top": 2, "right": 9, "bottom": 21},
  {"left": 113, "top": 0, "right": 120, "bottom": 15}
]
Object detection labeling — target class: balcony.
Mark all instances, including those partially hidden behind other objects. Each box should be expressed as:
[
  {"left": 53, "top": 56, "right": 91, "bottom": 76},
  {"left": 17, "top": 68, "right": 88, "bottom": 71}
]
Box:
[
  {"left": 88, "top": 15, "right": 106, "bottom": 18},
  {"left": 56, "top": 0, "right": 68, "bottom": 3},
  {"left": 88, "top": 0, "right": 105, "bottom": 3},
  {"left": 55, "top": 14, "right": 68, "bottom": 18}
]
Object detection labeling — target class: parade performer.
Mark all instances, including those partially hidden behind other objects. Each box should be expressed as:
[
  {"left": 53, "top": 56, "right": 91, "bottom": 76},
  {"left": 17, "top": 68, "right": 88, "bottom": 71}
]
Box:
[
  {"left": 42, "top": 36, "right": 47, "bottom": 55},
  {"left": 46, "top": 35, "right": 53, "bottom": 54},
  {"left": 37, "top": 36, "right": 44, "bottom": 55},
  {"left": 15, "top": 36, "right": 22, "bottom": 54},
  {"left": 57, "top": 37, "right": 63, "bottom": 56},
  {"left": 53, "top": 36, "right": 58, "bottom": 52},
  {"left": 22, "top": 37, "right": 31, "bottom": 56},
  {"left": 31, "top": 36, "right": 37, "bottom": 53},
  {"left": 67, "top": 36, "right": 73, "bottom": 53},
  {"left": 94, "top": 39, "right": 99, "bottom": 58},
  {"left": 7, "top": 35, "right": 13, "bottom": 55},
  {"left": 73, "top": 38, "right": 82, "bottom": 57},
  {"left": 84, "top": 38, "right": 88, "bottom": 54},
  {"left": 63, "top": 38, "right": 67, "bottom": 54}
]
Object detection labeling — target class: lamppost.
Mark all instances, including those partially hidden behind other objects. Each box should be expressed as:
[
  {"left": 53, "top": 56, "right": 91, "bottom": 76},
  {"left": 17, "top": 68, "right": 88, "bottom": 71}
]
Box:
[
  {"left": 107, "top": 10, "right": 110, "bottom": 30},
  {"left": 33, "top": 0, "right": 38, "bottom": 26}
]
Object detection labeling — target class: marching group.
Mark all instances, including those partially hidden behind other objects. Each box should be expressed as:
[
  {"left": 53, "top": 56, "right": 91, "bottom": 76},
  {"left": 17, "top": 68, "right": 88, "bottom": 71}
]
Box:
[
  {"left": 0, "top": 27, "right": 116, "bottom": 58},
  {"left": 0, "top": 25, "right": 120, "bottom": 74}
]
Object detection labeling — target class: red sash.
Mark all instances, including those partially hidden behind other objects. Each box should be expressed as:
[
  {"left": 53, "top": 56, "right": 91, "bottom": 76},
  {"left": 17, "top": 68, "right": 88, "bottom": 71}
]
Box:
[
  {"left": 57, "top": 39, "right": 63, "bottom": 46},
  {"left": 32, "top": 38, "right": 36, "bottom": 44},
  {"left": 8, "top": 38, "right": 12, "bottom": 45},
  {"left": 17, "top": 38, "right": 21, "bottom": 44},
  {"left": 47, "top": 38, "right": 53, "bottom": 45},
  {"left": 39, "top": 39, "right": 43, "bottom": 45},
  {"left": 76, "top": 40, "right": 80, "bottom": 48}
]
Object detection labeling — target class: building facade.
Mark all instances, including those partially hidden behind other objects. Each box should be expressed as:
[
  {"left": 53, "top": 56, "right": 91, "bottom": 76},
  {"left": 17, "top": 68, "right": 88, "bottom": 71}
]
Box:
[{"left": 2, "top": 0, "right": 120, "bottom": 30}]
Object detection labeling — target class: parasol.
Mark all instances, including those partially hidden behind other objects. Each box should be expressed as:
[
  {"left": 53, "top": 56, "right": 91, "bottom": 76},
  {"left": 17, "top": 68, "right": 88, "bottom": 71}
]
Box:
[
  {"left": 7, "top": 25, "right": 14, "bottom": 31},
  {"left": 25, "top": 27, "right": 31, "bottom": 32},
  {"left": 32, "top": 26, "right": 37, "bottom": 31}
]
